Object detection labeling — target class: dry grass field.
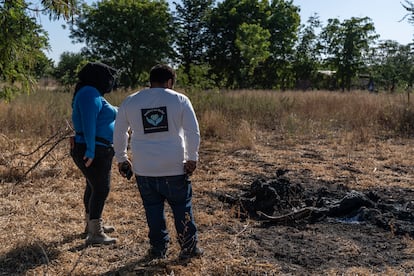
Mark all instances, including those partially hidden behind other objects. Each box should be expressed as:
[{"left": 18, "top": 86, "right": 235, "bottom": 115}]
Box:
[{"left": 1, "top": 89, "right": 414, "bottom": 275}]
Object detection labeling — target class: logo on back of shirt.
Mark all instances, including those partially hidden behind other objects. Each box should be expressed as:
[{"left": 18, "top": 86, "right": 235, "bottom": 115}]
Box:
[{"left": 141, "top": 106, "right": 168, "bottom": 133}]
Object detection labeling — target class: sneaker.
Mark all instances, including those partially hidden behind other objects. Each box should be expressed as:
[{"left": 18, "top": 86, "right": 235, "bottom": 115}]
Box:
[
  {"left": 148, "top": 247, "right": 167, "bottom": 259},
  {"left": 179, "top": 247, "right": 204, "bottom": 260}
]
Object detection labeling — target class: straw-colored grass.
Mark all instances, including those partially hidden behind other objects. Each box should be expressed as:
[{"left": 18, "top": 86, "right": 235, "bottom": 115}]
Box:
[
  {"left": 2, "top": 88, "right": 413, "bottom": 141},
  {"left": 1, "top": 88, "right": 414, "bottom": 275}
]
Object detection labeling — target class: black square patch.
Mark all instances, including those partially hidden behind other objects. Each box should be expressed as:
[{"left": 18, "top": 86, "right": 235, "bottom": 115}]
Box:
[{"left": 141, "top": 106, "right": 169, "bottom": 134}]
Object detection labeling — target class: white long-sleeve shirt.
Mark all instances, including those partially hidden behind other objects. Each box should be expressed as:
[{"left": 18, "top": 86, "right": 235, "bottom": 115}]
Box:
[{"left": 113, "top": 88, "right": 200, "bottom": 177}]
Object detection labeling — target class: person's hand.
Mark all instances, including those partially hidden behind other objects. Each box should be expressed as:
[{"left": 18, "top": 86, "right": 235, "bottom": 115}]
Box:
[
  {"left": 118, "top": 160, "right": 133, "bottom": 179},
  {"left": 184, "top": 160, "right": 197, "bottom": 175},
  {"left": 83, "top": 156, "right": 93, "bottom": 167}
]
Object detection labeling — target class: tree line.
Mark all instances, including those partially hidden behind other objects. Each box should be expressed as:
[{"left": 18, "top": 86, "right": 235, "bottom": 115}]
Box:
[{"left": 2, "top": 0, "right": 414, "bottom": 100}]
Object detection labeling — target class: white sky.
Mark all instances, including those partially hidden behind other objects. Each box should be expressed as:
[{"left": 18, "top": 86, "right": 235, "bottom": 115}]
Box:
[{"left": 40, "top": 0, "right": 414, "bottom": 64}]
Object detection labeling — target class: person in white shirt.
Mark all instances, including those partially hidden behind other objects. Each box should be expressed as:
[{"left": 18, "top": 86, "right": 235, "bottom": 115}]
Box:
[{"left": 113, "top": 64, "right": 203, "bottom": 260}]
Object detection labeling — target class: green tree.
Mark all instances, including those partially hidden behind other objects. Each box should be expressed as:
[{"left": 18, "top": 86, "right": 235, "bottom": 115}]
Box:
[
  {"left": 70, "top": 0, "right": 174, "bottom": 88},
  {"left": 319, "top": 17, "right": 379, "bottom": 91},
  {"left": 33, "top": 51, "right": 55, "bottom": 79},
  {"left": 206, "top": 0, "right": 299, "bottom": 89},
  {"left": 369, "top": 40, "right": 414, "bottom": 92},
  {"left": 402, "top": 0, "right": 414, "bottom": 27},
  {"left": 396, "top": 44, "right": 414, "bottom": 91},
  {"left": 235, "top": 22, "right": 270, "bottom": 87},
  {"left": 53, "top": 51, "right": 86, "bottom": 86},
  {"left": 259, "top": 0, "right": 300, "bottom": 89},
  {"left": 0, "top": 0, "right": 80, "bottom": 100},
  {"left": 1, "top": 1, "right": 48, "bottom": 100},
  {"left": 36, "top": 0, "right": 80, "bottom": 20},
  {"left": 206, "top": 0, "right": 268, "bottom": 88},
  {"left": 173, "top": 0, "right": 214, "bottom": 86},
  {"left": 292, "top": 14, "right": 322, "bottom": 90}
]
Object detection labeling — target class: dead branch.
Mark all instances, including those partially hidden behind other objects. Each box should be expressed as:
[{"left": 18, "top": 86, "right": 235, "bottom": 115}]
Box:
[
  {"left": 13, "top": 131, "right": 62, "bottom": 157},
  {"left": 235, "top": 222, "right": 250, "bottom": 237},
  {"left": 69, "top": 247, "right": 87, "bottom": 275},
  {"left": 21, "top": 130, "right": 72, "bottom": 179},
  {"left": 37, "top": 242, "right": 50, "bottom": 274},
  {"left": 257, "top": 207, "right": 323, "bottom": 224},
  {"left": 0, "top": 133, "right": 17, "bottom": 150},
  {"left": 13, "top": 121, "right": 73, "bottom": 158}
]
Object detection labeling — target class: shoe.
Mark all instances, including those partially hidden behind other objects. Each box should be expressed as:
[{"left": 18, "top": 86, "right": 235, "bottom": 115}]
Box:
[
  {"left": 84, "top": 213, "right": 115, "bottom": 237},
  {"left": 179, "top": 247, "right": 204, "bottom": 260},
  {"left": 85, "top": 219, "right": 117, "bottom": 245},
  {"left": 148, "top": 247, "right": 167, "bottom": 259}
]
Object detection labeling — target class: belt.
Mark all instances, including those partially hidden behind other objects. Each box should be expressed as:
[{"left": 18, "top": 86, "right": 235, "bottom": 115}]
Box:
[{"left": 75, "top": 132, "right": 112, "bottom": 147}]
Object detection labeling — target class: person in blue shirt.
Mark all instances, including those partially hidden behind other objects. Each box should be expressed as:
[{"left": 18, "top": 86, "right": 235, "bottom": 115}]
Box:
[{"left": 71, "top": 62, "right": 118, "bottom": 245}]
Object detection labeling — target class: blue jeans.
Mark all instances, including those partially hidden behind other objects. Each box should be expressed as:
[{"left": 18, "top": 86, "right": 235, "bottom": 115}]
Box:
[{"left": 136, "top": 175, "right": 198, "bottom": 253}]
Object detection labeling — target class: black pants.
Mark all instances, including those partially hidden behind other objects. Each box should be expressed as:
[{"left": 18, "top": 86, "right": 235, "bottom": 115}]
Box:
[{"left": 71, "top": 143, "right": 114, "bottom": 220}]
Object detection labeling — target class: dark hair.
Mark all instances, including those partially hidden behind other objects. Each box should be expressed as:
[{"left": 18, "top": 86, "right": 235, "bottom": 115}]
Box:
[
  {"left": 149, "top": 64, "right": 175, "bottom": 84},
  {"left": 77, "top": 62, "right": 118, "bottom": 94},
  {"left": 72, "top": 62, "right": 118, "bottom": 107}
]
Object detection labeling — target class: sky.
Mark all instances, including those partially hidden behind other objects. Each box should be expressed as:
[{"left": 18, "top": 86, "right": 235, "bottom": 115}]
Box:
[{"left": 40, "top": 0, "right": 414, "bottom": 64}]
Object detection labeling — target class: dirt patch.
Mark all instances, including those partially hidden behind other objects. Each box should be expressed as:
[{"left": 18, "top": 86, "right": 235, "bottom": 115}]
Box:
[
  {"left": 1, "top": 133, "right": 414, "bottom": 275},
  {"left": 217, "top": 169, "right": 414, "bottom": 274}
]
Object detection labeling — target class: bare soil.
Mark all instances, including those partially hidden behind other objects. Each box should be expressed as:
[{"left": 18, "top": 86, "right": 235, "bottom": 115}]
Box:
[{"left": 1, "top": 131, "right": 414, "bottom": 275}]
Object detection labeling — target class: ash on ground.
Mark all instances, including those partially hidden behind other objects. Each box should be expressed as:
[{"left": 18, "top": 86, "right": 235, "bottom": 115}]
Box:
[{"left": 219, "top": 169, "right": 414, "bottom": 237}]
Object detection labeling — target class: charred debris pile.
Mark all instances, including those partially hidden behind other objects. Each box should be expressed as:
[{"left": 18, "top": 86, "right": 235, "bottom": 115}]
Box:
[{"left": 219, "top": 169, "right": 414, "bottom": 237}]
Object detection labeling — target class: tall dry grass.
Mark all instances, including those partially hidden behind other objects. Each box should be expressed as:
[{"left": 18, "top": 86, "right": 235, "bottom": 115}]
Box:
[
  {"left": 1, "top": 88, "right": 413, "bottom": 145},
  {"left": 189, "top": 89, "right": 414, "bottom": 145}
]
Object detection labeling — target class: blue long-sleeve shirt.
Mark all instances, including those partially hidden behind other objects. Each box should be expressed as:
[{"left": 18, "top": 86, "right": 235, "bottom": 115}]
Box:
[{"left": 72, "top": 85, "right": 117, "bottom": 159}]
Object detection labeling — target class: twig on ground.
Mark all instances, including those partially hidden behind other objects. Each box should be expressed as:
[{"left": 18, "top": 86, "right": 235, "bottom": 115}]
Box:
[
  {"left": 10, "top": 127, "right": 73, "bottom": 184},
  {"left": 37, "top": 242, "right": 49, "bottom": 275},
  {"left": 13, "top": 131, "right": 61, "bottom": 157},
  {"left": 22, "top": 130, "right": 72, "bottom": 178},
  {"left": 235, "top": 222, "right": 250, "bottom": 237},
  {"left": 0, "top": 133, "right": 17, "bottom": 150},
  {"left": 69, "top": 247, "right": 87, "bottom": 276},
  {"left": 257, "top": 207, "right": 319, "bottom": 224}
]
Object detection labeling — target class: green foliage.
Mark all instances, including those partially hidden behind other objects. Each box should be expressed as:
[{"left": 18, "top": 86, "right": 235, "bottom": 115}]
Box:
[
  {"left": 0, "top": 1, "right": 48, "bottom": 100},
  {"left": 176, "top": 63, "right": 216, "bottom": 89},
  {"left": 260, "top": 0, "right": 300, "bottom": 89},
  {"left": 70, "top": 0, "right": 174, "bottom": 88},
  {"left": 235, "top": 23, "right": 270, "bottom": 82},
  {"left": 402, "top": 0, "right": 414, "bottom": 25},
  {"left": 207, "top": 0, "right": 266, "bottom": 88},
  {"left": 319, "top": 17, "right": 379, "bottom": 91},
  {"left": 173, "top": 0, "right": 214, "bottom": 85},
  {"left": 368, "top": 41, "right": 414, "bottom": 92},
  {"left": 53, "top": 51, "right": 87, "bottom": 86},
  {"left": 206, "top": 0, "right": 300, "bottom": 89},
  {"left": 33, "top": 52, "right": 55, "bottom": 79},
  {"left": 0, "top": 0, "right": 80, "bottom": 101},
  {"left": 2, "top": 0, "right": 414, "bottom": 96},
  {"left": 292, "top": 15, "right": 322, "bottom": 89},
  {"left": 39, "top": 0, "right": 80, "bottom": 20}
]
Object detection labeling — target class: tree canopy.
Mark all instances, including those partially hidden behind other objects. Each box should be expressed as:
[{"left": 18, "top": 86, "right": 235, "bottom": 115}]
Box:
[
  {"left": 205, "top": 0, "right": 300, "bottom": 89},
  {"left": 69, "top": 0, "right": 174, "bottom": 88},
  {"left": 0, "top": 0, "right": 80, "bottom": 100},
  {"left": 173, "top": 0, "right": 214, "bottom": 86},
  {"left": 319, "top": 17, "right": 378, "bottom": 91},
  {"left": 3, "top": 0, "right": 414, "bottom": 100}
]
